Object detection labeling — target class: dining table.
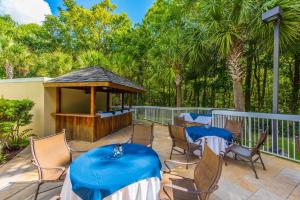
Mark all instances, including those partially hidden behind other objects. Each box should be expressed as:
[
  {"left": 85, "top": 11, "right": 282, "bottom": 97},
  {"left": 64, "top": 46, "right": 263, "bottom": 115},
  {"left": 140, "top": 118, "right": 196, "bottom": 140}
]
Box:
[
  {"left": 185, "top": 126, "right": 233, "bottom": 155},
  {"left": 60, "top": 143, "right": 162, "bottom": 200},
  {"left": 179, "top": 113, "right": 212, "bottom": 125}
]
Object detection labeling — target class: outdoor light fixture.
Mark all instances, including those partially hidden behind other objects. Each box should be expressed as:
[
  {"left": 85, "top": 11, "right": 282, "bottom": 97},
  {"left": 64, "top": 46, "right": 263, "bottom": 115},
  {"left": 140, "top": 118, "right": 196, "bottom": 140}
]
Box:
[
  {"left": 262, "top": 6, "right": 282, "bottom": 22},
  {"left": 262, "top": 6, "right": 282, "bottom": 154}
]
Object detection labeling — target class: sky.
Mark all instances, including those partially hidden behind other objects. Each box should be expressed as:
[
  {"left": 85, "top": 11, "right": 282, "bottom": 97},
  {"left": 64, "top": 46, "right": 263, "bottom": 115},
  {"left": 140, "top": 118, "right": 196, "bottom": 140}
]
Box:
[{"left": 0, "top": 0, "right": 155, "bottom": 25}]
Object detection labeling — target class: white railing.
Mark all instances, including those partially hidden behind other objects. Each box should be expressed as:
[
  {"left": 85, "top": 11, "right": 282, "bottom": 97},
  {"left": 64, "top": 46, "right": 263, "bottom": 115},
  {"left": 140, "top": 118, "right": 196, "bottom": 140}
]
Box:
[
  {"left": 132, "top": 106, "right": 300, "bottom": 162},
  {"left": 132, "top": 106, "right": 215, "bottom": 125},
  {"left": 212, "top": 110, "right": 300, "bottom": 162}
]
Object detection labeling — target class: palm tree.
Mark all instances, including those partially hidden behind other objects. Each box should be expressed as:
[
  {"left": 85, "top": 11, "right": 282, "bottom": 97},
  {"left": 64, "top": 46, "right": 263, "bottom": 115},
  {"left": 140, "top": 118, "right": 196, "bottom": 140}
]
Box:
[{"left": 199, "top": 0, "right": 300, "bottom": 111}]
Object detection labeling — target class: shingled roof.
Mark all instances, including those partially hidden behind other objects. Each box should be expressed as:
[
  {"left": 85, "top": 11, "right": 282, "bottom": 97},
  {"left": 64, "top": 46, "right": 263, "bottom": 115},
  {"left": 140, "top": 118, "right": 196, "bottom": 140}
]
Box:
[{"left": 45, "top": 66, "right": 144, "bottom": 92}]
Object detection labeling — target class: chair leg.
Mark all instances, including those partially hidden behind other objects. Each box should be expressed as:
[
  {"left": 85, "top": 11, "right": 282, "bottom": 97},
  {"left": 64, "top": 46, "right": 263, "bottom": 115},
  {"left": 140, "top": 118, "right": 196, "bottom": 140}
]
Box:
[
  {"left": 34, "top": 181, "right": 42, "bottom": 200},
  {"left": 163, "top": 186, "right": 172, "bottom": 200},
  {"left": 224, "top": 150, "right": 229, "bottom": 166},
  {"left": 258, "top": 153, "right": 266, "bottom": 170},
  {"left": 169, "top": 147, "right": 173, "bottom": 159},
  {"left": 186, "top": 151, "right": 189, "bottom": 169},
  {"left": 250, "top": 159, "right": 258, "bottom": 179}
]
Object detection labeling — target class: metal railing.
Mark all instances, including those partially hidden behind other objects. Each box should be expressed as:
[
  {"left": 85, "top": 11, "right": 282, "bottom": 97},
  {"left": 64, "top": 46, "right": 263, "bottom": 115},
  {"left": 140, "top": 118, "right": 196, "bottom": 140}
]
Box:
[{"left": 132, "top": 106, "right": 300, "bottom": 162}]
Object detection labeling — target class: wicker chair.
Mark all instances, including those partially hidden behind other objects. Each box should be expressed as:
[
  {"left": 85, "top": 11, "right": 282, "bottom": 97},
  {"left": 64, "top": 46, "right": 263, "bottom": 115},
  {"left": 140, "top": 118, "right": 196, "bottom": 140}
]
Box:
[
  {"left": 168, "top": 124, "right": 201, "bottom": 169},
  {"left": 162, "top": 144, "right": 223, "bottom": 200},
  {"left": 296, "top": 135, "right": 300, "bottom": 154},
  {"left": 128, "top": 121, "right": 154, "bottom": 147},
  {"left": 224, "top": 119, "right": 243, "bottom": 144},
  {"left": 224, "top": 131, "right": 267, "bottom": 179}
]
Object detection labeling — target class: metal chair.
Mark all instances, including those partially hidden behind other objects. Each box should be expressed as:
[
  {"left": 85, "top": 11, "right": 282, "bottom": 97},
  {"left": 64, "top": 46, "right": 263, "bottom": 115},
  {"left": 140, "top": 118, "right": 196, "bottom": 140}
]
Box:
[
  {"left": 174, "top": 116, "right": 186, "bottom": 127},
  {"left": 168, "top": 124, "right": 201, "bottom": 169},
  {"left": 128, "top": 121, "right": 154, "bottom": 147},
  {"left": 224, "top": 119, "right": 243, "bottom": 144},
  {"left": 30, "top": 129, "right": 86, "bottom": 181},
  {"left": 224, "top": 131, "right": 267, "bottom": 179},
  {"left": 162, "top": 144, "right": 223, "bottom": 200}
]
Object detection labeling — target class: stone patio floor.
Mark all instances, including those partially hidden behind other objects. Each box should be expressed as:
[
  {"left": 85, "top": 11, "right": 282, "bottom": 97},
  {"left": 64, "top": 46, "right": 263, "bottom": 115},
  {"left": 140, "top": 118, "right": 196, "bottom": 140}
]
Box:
[{"left": 0, "top": 124, "right": 300, "bottom": 200}]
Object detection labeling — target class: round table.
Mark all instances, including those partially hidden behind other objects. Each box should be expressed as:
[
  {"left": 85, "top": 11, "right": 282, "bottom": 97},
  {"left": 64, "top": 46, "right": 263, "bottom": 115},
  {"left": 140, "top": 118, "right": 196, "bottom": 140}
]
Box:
[
  {"left": 185, "top": 126, "right": 233, "bottom": 155},
  {"left": 60, "top": 144, "right": 162, "bottom": 200},
  {"left": 179, "top": 113, "right": 212, "bottom": 125}
]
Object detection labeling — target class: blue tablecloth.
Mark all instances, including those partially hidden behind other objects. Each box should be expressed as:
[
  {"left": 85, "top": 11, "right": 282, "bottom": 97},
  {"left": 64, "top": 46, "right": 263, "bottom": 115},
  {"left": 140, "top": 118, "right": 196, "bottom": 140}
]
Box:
[
  {"left": 70, "top": 144, "right": 162, "bottom": 200},
  {"left": 186, "top": 126, "right": 233, "bottom": 143},
  {"left": 189, "top": 113, "right": 212, "bottom": 120}
]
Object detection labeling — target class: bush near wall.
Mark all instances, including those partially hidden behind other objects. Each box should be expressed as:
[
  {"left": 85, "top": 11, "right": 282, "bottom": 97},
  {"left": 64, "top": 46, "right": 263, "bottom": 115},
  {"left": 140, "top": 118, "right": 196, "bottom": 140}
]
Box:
[{"left": 0, "top": 98, "right": 34, "bottom": 163}]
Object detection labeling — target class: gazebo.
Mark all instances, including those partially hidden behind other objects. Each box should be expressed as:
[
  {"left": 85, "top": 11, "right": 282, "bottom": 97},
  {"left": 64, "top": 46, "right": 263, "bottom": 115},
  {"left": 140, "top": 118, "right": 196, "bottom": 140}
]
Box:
[{"left": 44, "top": 66, "right": 144, "bottom": 142}]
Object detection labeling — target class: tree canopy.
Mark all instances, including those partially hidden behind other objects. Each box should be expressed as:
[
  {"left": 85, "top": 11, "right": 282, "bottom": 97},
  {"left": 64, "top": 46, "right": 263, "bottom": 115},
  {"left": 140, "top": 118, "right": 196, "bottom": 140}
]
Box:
[{"left": 0, "top": 0, "right": 300, "bottom": 114}]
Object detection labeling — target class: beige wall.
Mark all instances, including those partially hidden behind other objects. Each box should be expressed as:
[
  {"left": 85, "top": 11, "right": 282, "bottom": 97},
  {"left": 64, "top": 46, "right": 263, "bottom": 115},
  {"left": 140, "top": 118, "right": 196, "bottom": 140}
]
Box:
[
  {"left": 0, "top": 79, "right": 109, "bottom": 137},
  {"left": 0, "top": 78, "right": 48, "bottom": 137},
  {"left": 44, "top": 88, "right": 56, "bottom": 136},
  {"left": 61, "top": 88, "right": 107, "bottom": 114}
]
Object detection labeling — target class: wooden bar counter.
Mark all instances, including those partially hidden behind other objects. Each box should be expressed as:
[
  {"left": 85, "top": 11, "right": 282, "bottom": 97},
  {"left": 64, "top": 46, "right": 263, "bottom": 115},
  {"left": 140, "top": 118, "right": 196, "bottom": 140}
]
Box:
[{"left": 53, "top": 112, "right": 132, "bottom": 142}]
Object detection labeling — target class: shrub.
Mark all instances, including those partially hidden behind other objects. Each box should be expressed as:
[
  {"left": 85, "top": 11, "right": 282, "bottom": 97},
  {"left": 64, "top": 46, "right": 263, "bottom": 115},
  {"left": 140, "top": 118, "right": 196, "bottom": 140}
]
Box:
[{"left": 0, "top": 98, "right": 34, "bottom": 152}]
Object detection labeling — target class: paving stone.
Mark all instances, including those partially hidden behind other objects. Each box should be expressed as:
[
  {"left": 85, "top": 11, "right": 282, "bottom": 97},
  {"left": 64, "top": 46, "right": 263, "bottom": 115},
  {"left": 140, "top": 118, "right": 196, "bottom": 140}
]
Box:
[
  {"left": 1, "top": 124, "right": 300, "bottom": 199},
  {"left": 213, "top": 178, "right": 252, "bottom": 200},
  {"left": 248, "top": 188, "right": 285, "bottom": 200},
  {"left": 288, "top": 184, "right": 300, "bottom": 200}
]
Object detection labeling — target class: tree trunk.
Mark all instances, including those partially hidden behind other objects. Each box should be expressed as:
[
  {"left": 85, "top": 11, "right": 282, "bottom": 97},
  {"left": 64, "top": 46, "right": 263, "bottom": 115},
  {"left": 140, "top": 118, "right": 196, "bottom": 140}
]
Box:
[
  {"left": 290, "top": 54, "right": 300, "bottom": 113},
  {"left": 174, "top": 62, "right": 182, "bottom": 107},
  {"left": 245, "top": 53, "right": 253, "bottom": 111},
  {"left": 254, "top": 53, "right": 261, "bottom": 111},
  {"left": 202, "top": 75, "right": 207, "bottom": 107},
  {"left": 261, "top": 63, "right": 268, "bottom": 109},
  {"left": 227, "top": 42, "right": 245, "bottom": 111},
  {"left": 4, "top": 61, "right": 14, "bottom": 79}
]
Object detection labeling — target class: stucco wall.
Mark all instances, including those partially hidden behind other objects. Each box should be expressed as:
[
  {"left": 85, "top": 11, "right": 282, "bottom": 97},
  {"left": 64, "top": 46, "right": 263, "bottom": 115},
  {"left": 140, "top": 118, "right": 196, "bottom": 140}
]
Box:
[
  {"left": 44, "top": 87, "right": 56, "bottom": 136},
  {"left": 0, "top": 78, "right": 49, "bottom": 137}
]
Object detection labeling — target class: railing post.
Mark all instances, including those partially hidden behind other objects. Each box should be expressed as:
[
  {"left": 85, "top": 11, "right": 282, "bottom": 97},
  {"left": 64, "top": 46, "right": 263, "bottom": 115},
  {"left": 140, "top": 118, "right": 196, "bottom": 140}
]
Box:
[
  {"left": 171, "top": 109, "right": 174, "bottom": 125},
  {"left": 144, "top": 107, "right": 147, "bottom": 120},
  {"left": 248, "top": 116, "right": 252, "bottom": 147}
]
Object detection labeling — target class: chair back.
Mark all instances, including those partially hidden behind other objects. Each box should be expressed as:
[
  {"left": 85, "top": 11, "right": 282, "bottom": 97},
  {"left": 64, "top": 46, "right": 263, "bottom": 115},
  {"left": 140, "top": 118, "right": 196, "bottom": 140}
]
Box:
[
  {"left": 132, "top": 122, "right": 154, "bottom": 147},
  {"left": 30, "top": 130, "right": 71, "bottom": 179},
  {"left": 295, "top": 136, "right": 300, "bottom": 154},
  {"left": 174, "top": 116, "right": 186, "bottom": 127},
  {"left": 194, "top": 144, "right": 223, "bottom": 200},
  {"left": 225, "top": 119, "right": 243, "bottom": 139},
  {"left": 168, "top": 124, "right": 188, "bottom": 150},
  {"left": 251, "top": 131, "right": 267, "bottom": 156}
]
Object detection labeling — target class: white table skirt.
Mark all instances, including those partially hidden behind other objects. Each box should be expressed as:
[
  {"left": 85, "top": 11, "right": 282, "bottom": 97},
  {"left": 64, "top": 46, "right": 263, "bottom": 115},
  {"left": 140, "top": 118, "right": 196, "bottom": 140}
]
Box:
[
  {"left": 60, "top": 171, "right": 161, "bottom": 200},
  {"left": 186, "top": 132, "right": 228, "bottom": 155},
  {"left": 179, "top": 113, "right": 212, "bottom": 125}
]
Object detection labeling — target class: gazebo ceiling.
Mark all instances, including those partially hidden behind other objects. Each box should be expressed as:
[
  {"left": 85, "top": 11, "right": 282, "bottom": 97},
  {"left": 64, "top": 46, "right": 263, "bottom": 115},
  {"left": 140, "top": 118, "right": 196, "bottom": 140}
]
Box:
[{"left": 44, "top": 66, "right": 144, "bottom": 93}]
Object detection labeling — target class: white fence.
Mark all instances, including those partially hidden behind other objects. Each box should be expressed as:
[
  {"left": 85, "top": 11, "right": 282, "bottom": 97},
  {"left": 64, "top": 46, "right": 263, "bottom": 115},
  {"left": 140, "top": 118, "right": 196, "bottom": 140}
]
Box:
[{"left": 132, "top": 106, "right": 300, "bottom": 162}]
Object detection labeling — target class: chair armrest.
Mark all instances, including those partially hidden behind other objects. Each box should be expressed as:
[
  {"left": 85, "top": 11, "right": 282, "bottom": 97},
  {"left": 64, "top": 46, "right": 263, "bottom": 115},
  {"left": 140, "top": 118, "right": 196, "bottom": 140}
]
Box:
[
  {"left": 162, "top": 172, "right": 195, "bottom": 181},
  {"left": 31, "top": 159, "right": 66, "bottom": 171},
  {"left": 125, "top": 138, "right": 132, "bottom": 144},
  {"left": 68, "top": 146, "right": 87, "bottom": 153},
  {"left": 164, "top": 159, "right": 198, "bottom": 172},
  {"left": 163, "top": 184, "right": 218, "bottom": 195}
]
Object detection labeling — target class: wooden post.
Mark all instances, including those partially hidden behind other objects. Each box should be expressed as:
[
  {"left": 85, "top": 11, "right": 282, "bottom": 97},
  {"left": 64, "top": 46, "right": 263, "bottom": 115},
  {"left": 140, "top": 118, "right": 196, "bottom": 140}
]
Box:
[
  {"left": 56, "top": 88, "right": 61, "bottom": 113},
  {"left": 90, "top": 86, "right": 95, "bottom": 115},
  {"left": 121, "top": 93, "right": 125, "bottom": 110},
  {"left": 129, "top": 93, "right": 132, "bottom": 108},
  {"left": 106, "top": 92, "right": 110, "bottom": 112}
]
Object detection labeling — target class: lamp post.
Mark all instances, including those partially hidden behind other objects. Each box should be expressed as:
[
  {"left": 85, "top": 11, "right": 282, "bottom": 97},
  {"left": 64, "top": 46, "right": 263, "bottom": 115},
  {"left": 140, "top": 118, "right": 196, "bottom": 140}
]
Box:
[{"left": 262, "top": 6, "right": 282, "bottom": 154}]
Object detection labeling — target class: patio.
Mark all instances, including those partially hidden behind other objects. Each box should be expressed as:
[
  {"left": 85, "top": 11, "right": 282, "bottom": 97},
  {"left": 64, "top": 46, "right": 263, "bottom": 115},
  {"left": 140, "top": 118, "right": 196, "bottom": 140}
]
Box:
[{"left": 0, "top": 124, "right": 299, "bottom": 200}]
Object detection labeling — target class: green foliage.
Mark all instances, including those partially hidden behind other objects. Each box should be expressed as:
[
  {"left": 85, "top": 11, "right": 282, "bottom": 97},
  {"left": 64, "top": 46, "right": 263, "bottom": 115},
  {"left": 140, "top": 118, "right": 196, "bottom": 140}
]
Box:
[
  {"left": 0, "top": 98, "right": 34, "bottom": 151},
  {"left": 0, "top": 0, "right": 299, "bottom": 113}
]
